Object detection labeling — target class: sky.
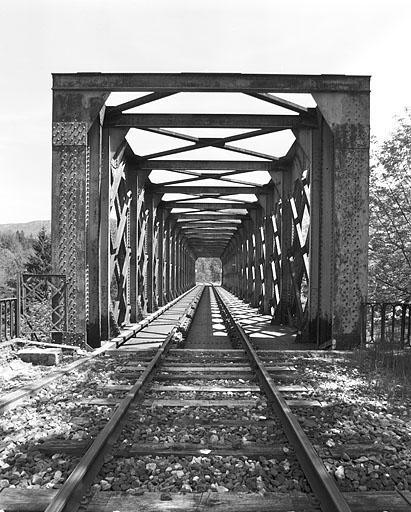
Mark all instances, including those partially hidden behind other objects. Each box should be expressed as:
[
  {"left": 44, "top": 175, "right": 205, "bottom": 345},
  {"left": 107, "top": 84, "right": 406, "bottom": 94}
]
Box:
[{"left": 0, "top": 0, "right": 410, "bottom": 223}]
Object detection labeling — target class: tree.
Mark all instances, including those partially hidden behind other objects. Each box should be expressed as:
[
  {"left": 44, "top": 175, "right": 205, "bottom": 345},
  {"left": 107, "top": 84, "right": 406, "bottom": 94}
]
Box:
[
  {"left": 368, "top": 110, "right": 411, "bottom": 301},
  {"left": 195, "top": 258, "right": 222, "bottom": 283},
  {"left": 0, "top": 232, "right": 29, "bottom": 296},
  {"left": 25, "top": 227, "right": 52, "bottom": 275}
]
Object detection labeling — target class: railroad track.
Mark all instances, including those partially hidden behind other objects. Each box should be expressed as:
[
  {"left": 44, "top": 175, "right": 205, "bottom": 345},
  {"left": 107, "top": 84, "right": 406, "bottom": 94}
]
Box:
[
  {"left": 0, "top": 285, "right": 410, "bottom": 512},
  {"left": 0, "top": 286, "right": 200, "bottom": 416}
]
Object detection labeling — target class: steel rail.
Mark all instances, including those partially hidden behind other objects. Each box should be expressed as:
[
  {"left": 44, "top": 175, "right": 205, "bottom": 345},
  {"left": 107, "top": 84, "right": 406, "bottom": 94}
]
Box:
[
  {"left": 213, "top": 285, "right": 352, "bottom": 512},
  {"left": 44, "top": 285, "right": 204, "bottom": 512},
  {"left": 0, "top": 286, "right": 198, "bottom": 415}
]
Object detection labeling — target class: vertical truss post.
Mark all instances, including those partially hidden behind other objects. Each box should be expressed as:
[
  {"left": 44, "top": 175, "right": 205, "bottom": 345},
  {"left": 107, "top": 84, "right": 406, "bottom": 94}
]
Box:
[
  {"left": 185, "top": 248, "right": 189, "bottom": 291},
  {"left": 175, "top": 230, "right": 181, "bottom": 295},
  {"left": 137, "top": 176, "right": 148, "bottom": 317},
  {"left": 243, "top": 220, "right": 253, "bottom": 303},
  {"left": 188, "top": 250, "right": 192, "bottom": 289},
  {"left": 184, "top": 247, "right": 188, "bottom": 291},
  {"left": 170, "top": 222, "right": 176, "bottom": 299},
  {"left": 227, "top": 239, "right": 234, "bottom": 292},
  {"left": 231, "top": 236, "right": 239, "bottom": 294},
  {"left": 145, "top": 192, "right": 159, "bottom": 313},
  {"left": 259, "top": 186, "right": 276, "bottom": 315},
  {"left": 156, "top": 207, "right": 165, "bottom": 307},
  {"left": 234, "top": 236, "right": 241, "bottom": 296},
  {"left": 188, "top": 252, "right": 192, "bottom": 288},
  {"left": 128, "top": 167, "right": 138, "bottom": 323},
  {"left": 313, "top": 91, "right": 370, "bottom": 348},
  {"left": 241, "top": 225, "right": 248, "bottom": 300},
  {"left": 221, "top": 245, "right": 228, "bottom": 289},
  {"left": 174, "top": 226, "right": 179, "bottom": 298},
  {"left": 52, "top": 88, "right": 109, "bottom": 345},
  {"left": 189, "top": 250, "right": 192, "bottom": 289},
  {"left": 235, "top": 236, "right": 241, "bottom": 294},
  {"left": 164, "top": 217, "right": 171, "bottom": 301},
  {"left": 179, "top": 233, "right": 184, "bottom": 294},
  {"left": 180, "top": 243, "right": 185, "bottom": 292},
  {"left": 144, "top": 191, "right": 153, "bottom": 313},
  {"left": 178, "top": 231, "right": 182, "bottom": 294},
  {"left": 250, "top": 209, "right": 263, "bottom": 309},
  {"left": 182, "top": 245, "right": 186, "bottom": 292},
  {"left": 272, "top": 169, "right": 293, "bottom": 325},
  {"left": 182, "top": 238, "right": 186, "bottom": 292},
  {"left": 221, "top": 242, "right": 229, "bottom": 290},
  {"left": 100, "top": 128, "right": 129, "bottom": 339},
  {"left": 129, "top": 167, "right": 150, "bottom": 322},
  {"left": 100, "top": 128, "right": 110, "bottom": 341},
  {"left": 152, "top": 201, "right": 160, "bottom": 310},
  {"left": 309, "top": 119, "right": 333, "bottom": 345},
  {"left": 86, "top": 115, "right": 103, "bottom": 347},
  {"left": 239, "top": 228, "right": 247, "bottom": 299},
  {"left": 193, "top": 253, "right": 196, "bottom": 287}
]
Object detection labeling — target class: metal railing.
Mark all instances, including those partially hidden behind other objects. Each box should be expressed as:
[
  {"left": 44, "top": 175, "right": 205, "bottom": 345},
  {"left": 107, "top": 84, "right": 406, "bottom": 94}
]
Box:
[
  {"left": 0, "top": 297, "right": 20, "bottom": 342},
  {"left": 19, "top": 273, "right": 67, "bottom": 340},
  {"left": 362, "top": 302, "right": 411, "bottom": 348}
]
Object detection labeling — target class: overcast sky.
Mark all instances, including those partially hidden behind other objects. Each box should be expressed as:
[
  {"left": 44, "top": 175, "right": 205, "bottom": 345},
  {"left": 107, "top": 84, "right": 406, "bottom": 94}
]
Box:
[{"left": 0, "top": 0, "right": 410, "bottom": 223}]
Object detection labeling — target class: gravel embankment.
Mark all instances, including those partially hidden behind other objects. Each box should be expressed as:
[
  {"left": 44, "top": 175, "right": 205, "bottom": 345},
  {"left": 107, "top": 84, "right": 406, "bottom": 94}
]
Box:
[
  {"left": 0, "top": 344, "right": 83, "bottom": 395},
  {"left": 259, "top": 351, "right": 411, "bottom": 492},
  {"left": 0, "top": 352, "right": 153, "bottom": 492}
]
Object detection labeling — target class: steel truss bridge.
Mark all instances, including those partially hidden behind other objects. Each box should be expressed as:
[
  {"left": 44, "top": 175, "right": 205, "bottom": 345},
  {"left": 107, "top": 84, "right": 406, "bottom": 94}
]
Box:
[{"left": 51, "top": 73, "right": 370, "bottom": 349}]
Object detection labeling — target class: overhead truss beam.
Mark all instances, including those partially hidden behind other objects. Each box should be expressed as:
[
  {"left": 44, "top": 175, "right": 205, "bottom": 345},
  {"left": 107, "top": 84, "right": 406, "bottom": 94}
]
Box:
[
  {"left": 106, "top": 113, "right": 315, "bottom": 129},
  {"left": 133, "top": 160, "right": 279, "bottom": 171},
  {"left": 53, "top": 73, "right": 370, "bottom": 92},
  {"left": 180, "top": 221, "right": 240, "bottom": 226},
  {"left": 162, "top": 202, "right": 255, "bottom": 210},
  {"left": 173, "top": 214, "right": 248, "bottom": 221},
  {"left": 152, "top": 186, "right": 263, "bottom": 195}
]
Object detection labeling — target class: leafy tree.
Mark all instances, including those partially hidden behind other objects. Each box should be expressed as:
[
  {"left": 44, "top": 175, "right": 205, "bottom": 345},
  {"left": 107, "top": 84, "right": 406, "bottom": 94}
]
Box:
[
  {"left": 25, "top": 227, "right": 52, "bottom": 275},
  {"left": 368, "top": 109, "right": 411, "bottom": 301},
  {"left": 195, "top": 258, "right": 222, "bottom": 283},
  {"left": 0, "top": 231, "right": 30, "bottom": 296}
]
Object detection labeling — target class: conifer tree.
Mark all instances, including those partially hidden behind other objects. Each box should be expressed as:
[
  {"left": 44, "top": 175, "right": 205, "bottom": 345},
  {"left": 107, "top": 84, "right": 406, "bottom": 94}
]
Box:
[{"left": 25, "top": 227, "right": 52, "bottom": 275}]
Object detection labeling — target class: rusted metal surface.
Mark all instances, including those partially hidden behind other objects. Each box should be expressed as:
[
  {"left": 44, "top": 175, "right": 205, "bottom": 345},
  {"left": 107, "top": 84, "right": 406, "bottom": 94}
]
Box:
[
  {"left": 52, "top": 72, "right": 370, "bottom": 92},
  {"left": 313, "top": 92, "right": 370, "bottom": 348},
  {"left": 134, "top": 160, "right": 276, "bottom": 170},
  {"left": 51, "top": 72, "right": 370, "bottom": 349},
  {"left": 106, "top": 113, "right": 316, "bottom": 129}
]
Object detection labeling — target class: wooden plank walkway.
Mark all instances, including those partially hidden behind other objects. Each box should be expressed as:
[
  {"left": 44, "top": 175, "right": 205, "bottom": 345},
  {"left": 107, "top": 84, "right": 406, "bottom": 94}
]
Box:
[{"left": 217, "top": 287, "right": 317, "bottom": 351}]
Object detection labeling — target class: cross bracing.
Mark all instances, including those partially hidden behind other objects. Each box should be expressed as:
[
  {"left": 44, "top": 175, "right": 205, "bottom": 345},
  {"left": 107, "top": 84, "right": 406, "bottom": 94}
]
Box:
[{"left": 51, "top": 73, "right": 370, "bottom": 350}]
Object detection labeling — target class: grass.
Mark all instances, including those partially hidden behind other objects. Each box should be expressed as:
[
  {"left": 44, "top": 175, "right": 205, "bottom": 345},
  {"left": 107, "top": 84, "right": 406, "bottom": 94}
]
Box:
[{"left": 349, "top": 343, "right": 411, "bottom": 398}]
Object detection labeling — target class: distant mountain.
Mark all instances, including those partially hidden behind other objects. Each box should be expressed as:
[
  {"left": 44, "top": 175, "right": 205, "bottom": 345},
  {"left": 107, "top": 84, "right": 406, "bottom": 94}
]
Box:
[{"left": 0, "top": 220, "right": 50, "bottom": 237}]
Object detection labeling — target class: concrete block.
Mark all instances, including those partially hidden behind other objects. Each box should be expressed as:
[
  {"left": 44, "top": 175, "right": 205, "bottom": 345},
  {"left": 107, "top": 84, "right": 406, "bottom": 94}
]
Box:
[{"left": 17, "top": 348, "right": 62, "bottom": 366}]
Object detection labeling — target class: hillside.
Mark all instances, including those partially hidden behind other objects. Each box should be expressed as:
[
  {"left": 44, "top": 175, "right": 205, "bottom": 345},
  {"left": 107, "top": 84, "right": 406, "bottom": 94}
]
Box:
[{"left": 0, "top": 220, "right": 50, "bottom": 237}]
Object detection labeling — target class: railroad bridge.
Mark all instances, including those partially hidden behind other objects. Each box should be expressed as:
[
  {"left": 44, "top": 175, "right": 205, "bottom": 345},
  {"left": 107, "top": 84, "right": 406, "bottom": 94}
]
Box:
[{"left": 51, "top": 73, "right": 370, "bottom": 350}]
